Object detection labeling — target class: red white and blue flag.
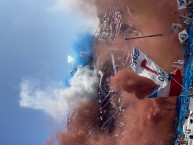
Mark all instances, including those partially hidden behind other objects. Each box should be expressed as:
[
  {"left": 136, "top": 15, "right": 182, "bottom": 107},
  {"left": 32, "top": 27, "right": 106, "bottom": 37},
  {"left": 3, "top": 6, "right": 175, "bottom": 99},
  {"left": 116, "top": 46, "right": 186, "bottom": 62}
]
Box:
[
  {"left": 130, "top": 47, "right": 182, "bottom": 98},
  {"left": 148, "top": 68, "right": 182, "bottom": 98}
]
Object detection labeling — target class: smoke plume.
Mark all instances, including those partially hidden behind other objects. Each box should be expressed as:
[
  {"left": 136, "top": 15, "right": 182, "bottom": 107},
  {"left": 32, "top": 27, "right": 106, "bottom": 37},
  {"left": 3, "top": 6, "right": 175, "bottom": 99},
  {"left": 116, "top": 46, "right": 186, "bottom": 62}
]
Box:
[{"left": 110, "top": 69, "right": 157, "bottom": 99}]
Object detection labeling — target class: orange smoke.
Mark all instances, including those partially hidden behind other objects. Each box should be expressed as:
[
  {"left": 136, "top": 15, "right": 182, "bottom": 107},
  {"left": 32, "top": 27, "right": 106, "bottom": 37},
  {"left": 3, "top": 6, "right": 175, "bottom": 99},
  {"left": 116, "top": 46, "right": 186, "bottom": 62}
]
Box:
[
  {"left": 94, "top": 0, "right": 183, "bottom": 72},
  {"left": 55, "top": 102, "right": 116, "bottom": 145},
  {"left": 114, "top": 98, "right": 176, "bottom": 145},
  {"left": 53, "top": 92, "right": 176, "bottom": 145},
  {"left": 56, "top": 102, "right": 99, "bottom": 145},
  {"left": 110, "top": 69, "right": 157, "bottom": 99},
  {"left": 111, "top": 69, "right": 177, "bottom": 145}
]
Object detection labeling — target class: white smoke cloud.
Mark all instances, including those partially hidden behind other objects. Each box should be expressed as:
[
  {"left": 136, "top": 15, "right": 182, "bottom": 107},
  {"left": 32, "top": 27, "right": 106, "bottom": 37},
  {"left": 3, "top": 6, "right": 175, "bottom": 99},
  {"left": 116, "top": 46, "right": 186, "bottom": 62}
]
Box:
[
  {"left": 48, "top": 0, "right": 99, "bottom": 32},
  {"left": 49, "top": 0, "right": 95, "bottom": 14},
  {"left": 19, "top": 66, "right": 99, "bottom": 121}
]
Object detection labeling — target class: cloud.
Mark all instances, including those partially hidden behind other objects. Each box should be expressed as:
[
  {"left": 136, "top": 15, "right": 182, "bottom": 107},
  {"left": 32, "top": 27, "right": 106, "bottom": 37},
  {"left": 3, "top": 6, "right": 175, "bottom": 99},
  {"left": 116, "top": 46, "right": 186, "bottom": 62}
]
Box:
[
  {"left": 48, "top": 0, "right": 99, "bottom": 32},
  {"left": 48, "top": 0, "right": 76, "bottom": 12},
  {"left": 19, "top": 66, "right": 99, "bottom": 121},
  {"left": 49, "top": 0, "right": 95, "bottom": 14}
]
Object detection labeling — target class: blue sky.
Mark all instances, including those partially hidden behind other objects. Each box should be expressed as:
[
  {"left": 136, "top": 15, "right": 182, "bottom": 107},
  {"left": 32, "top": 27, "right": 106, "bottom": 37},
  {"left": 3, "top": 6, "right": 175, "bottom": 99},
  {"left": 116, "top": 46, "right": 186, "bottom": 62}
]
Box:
[{"left": 0, "top": 0, "right": 96, "bottom": 145}]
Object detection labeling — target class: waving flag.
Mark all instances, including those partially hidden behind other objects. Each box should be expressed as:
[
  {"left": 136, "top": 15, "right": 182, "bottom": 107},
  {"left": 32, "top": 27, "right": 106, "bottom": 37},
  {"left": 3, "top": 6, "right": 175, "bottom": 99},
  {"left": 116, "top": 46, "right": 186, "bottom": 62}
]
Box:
[
  {"left": 130, "top": 47, "right": 182, "bottom": 98},
  {"left": 130, "top": 46, "right": 169, "bottom": 88},
  {"left": 148, "top": 68, "right": 183, "bottom": 98}
]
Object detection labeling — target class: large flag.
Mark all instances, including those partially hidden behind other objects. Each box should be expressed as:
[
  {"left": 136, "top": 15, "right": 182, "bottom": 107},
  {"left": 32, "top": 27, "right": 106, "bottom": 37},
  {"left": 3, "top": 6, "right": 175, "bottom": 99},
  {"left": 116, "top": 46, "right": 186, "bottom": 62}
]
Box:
[
  {"left": 130, "top": 47, "right": 169, "bottom": 88},
  {"left": 148, "top": 68, "right": 183, "bottom": 98}
]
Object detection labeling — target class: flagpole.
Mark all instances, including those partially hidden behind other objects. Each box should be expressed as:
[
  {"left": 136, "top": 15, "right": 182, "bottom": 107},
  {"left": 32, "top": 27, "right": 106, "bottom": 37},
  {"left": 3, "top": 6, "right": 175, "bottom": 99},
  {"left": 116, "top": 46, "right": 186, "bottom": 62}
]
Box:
[
  {"left": 144, "top": 59, "right": 189, "bottom": 95},
  {"left": 169, "top": 75, "right": 192, "bottom": 95},
  {"left": 124, "top": 34, "right": 164, "bottom": 40}
]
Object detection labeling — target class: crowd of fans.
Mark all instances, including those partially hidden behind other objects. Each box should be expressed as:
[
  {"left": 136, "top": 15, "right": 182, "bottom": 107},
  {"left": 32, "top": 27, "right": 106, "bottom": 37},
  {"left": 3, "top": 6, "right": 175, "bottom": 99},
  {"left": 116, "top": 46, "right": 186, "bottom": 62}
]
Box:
[{"left": 175, "top": 2, "right": 193, "bottom": 144}]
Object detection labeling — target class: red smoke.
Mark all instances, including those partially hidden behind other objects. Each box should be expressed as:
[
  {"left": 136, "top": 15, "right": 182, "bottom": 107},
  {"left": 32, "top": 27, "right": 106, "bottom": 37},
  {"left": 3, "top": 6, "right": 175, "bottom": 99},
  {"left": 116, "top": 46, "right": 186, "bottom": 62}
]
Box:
[
  {"left": 95, "top": 0, "right": 184, "bottom": 72},
  {"left": 56, "top": 102, "right": 99, "bottom": 145},
  {"left": 114, "top": 98, "right": 176, "bottom": 145},
  {"left": 47, "top": 0, "right": 185, "bottom": 144},
  {"left": 52, "top": 87, "right": 177, "bottom": 145},
  {"left": 110, "top": 69, "right": 177, "bottom": 145},
  {"left": 54, "top": 102, "right": 116, "bottom": 145},
  {"left": 110, "top": 69, "right": 157, "bottom": 99}
]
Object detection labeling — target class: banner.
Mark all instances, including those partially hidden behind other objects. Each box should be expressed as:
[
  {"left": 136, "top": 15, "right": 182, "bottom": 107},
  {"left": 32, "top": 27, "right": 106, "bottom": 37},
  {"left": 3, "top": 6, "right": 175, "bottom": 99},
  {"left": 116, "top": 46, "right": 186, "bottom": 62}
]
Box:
[{"left": 130, "top": 47, "right": 169, "bottom": 88}]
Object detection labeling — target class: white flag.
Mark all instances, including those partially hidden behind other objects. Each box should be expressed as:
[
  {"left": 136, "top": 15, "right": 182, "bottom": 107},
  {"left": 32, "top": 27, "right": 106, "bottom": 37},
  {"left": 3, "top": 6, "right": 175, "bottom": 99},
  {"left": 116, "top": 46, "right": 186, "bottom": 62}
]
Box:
[
  {"left": 177, "top": 0, "right": 187, "bottom": 9},
  {"left": 178, "top": 29, "right": 189, "bottom": 43},
  {"left": 130, "top": 47, "right": 169, "bottom": 88}
]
